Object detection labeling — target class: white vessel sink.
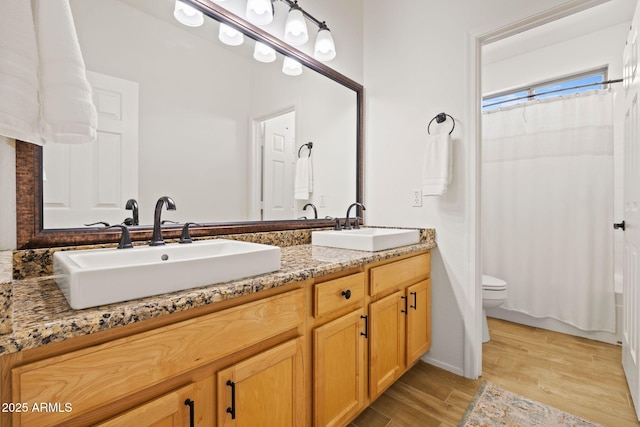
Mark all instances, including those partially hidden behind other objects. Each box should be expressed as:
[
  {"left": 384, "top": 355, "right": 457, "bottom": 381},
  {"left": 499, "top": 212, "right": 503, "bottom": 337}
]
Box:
[
  {"left": 53, "top": 239, "right": 281, "bottom": 309},
  {"left": 312, "top": 228, "right": 420, "bottom": 252}
]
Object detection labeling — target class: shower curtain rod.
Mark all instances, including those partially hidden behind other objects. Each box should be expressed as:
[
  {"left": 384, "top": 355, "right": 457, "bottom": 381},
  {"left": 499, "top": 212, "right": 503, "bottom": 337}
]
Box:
[{"left": 483, "top": 78, "right": 623, "bottom": 108}]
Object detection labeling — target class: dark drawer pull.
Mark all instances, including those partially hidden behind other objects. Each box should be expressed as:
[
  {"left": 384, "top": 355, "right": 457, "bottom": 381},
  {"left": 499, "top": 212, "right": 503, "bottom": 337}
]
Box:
[
  {"left": 184, "top": 399, "right": 195, "bottom": 427},
  {"left": 226, "top": 380, "right": 236, "bottom": 420},
  {"left": 360, "top": 315, "right": 368, "bottom": 338},
  {"left": 342, "top": 289, "right": 352, "bottom": 300}
]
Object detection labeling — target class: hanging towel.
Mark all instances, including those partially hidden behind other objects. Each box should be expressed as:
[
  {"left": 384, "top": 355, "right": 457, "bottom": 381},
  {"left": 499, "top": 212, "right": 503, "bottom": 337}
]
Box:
[
  {"left": 422, "top": 133, "right": 452, "bottom": 195},
  {"left": 0, "top": 0, "right": 41, "bottom": 144},
  {"left": 294, "top": 156, "right": 313, "bottom": 200},
  {"left": 0, "top": 0, "right": 97, "bottom": 146},
  {"left": 34, "top": 0, "right": 97, "bottom": 144}
]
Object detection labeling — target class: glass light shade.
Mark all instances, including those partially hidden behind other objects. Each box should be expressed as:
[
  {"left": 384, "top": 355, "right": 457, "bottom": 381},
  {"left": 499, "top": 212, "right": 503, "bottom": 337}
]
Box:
[
  {"left": 218, "top": 23, "right": 244, "bottom": 46},
  {"left": 282, "top": 57, "right": 302, "bottom": 76},
  {"left": 173, "top": 0, "right": 204, "bottom": 27},
  {"left": 246, "top": 0, "right": 273, "bottom": 26},
  {"left": 284, "top": 7, "right": 308, "bottom": 45},
  {"left": 253, "top": 42, "right": 276, "bottom": 63},
  {"left": 314, "top": 28, "right": 336, "bottom": 61}
]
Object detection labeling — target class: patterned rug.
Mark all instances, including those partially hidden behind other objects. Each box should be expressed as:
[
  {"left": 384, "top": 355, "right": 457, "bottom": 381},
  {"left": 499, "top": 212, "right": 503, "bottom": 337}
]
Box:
[{"left": 459, "top": 381, "right": 604, "bottom": 427}]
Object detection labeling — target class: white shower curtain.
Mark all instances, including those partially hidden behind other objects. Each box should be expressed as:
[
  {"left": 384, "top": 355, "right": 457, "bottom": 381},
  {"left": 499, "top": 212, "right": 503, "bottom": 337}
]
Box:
[{"left": 482, "top": 91, "right": 615, "bottom": 333}]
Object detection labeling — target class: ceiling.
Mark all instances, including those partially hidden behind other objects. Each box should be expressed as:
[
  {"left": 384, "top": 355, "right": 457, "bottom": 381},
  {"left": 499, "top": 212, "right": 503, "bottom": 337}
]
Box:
[{"left": 483, "top": 0, "right": 636, "bottom": 64}]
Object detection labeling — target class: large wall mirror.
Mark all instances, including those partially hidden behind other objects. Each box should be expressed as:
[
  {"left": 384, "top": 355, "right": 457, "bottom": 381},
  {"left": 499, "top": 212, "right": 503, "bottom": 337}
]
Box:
[{"left": 16, "top": 0, "right": 363, "bottom": 249}]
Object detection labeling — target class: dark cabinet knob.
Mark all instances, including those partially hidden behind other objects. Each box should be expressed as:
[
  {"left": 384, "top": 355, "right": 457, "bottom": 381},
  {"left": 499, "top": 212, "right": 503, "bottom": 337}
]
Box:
[
  {"left": 614, "top": 221, "right": 626, "bottom": 231},
  {"left": 342, "top": 290, "right": 352, "bottom": 300}
]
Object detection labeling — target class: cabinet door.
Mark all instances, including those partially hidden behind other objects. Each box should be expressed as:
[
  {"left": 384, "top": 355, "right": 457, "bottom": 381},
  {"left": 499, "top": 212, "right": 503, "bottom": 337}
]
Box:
[
  {"left": 217, "top": 338, "right": 304, "bottom": 427},
  {"left": 96, "top": 379, "right": 213, "bottom": 427},
  {"left": 314, "top": 308, "right": 367, "bottom": 427},
  {"left": 369, "top": 291, "right": 405, "bottom": 399},
  {"left": 406, "top": 279, "right": 431, "bottom": 365}
]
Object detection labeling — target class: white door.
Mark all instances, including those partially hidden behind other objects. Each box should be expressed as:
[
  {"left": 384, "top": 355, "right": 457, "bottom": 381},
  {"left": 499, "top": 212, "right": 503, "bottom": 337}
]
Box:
[
  {"left": 262, "top": 111, "right": 296, "bottom": 220},
  {"left": 43, "top": 71, "right": 139, "bottom": 228},
  {"left": 622, "top": 11, "right": 640, "bottom": 420}
]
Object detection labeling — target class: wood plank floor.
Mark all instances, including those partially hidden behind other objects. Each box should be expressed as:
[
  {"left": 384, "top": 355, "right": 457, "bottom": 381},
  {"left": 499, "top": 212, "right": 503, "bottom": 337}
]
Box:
[{"left": 350, "top": 318, "right": 640, "bottom": 427}]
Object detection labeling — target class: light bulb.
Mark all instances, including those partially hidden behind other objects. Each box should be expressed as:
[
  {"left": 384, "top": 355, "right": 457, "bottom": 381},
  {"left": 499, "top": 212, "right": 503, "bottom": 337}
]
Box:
[
  {"left": 218, "top": 23, "right": 244, "bottom": 46},
  {"left": 246, "top": 0, "right": 273, "bottom": 25},
  {"left": 173, "top": 0, "right": 204, "bottom": 27},
  {"left": 314, "top": 25, "right": 336, "bottom": 61},
  {"left": 253, "top": 42, "right": 276, "bottom": 63},
  {"left": 284, "top": 6, "right": 308, "bottom": 45},
  {"left": 282, "top": 57, "right": 302, "bottom": 76}
]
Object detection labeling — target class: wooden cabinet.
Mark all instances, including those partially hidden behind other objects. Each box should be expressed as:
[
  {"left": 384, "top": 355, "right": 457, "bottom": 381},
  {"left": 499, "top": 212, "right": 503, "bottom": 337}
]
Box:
[
  {"left": 8, "top": 289, "right": 304, "bottom": 426},
  {"left": 368, "top": 253, "right": 431, "bottom": 399},
  {"left": 96, "top": 379, "right": 214, "bottom": 427},
  {"left": 313, "top": 272, "right": 367, "bottom": 427},
  {"left": 2, "top": 249, "right": 431, "bottom": 427},
  {"left": 217, "top": 338, "right": 304, "bottom": 426}
]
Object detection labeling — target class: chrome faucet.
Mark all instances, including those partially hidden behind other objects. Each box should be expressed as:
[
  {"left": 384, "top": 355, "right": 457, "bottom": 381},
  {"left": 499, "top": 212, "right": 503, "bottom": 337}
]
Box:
[
  {"left": 124, "top": 198, "right": 139, "bottom": 226},
  {"left": 344, "top": 202, "right": 365, "bottom": 230},
  {"left": 150, "top": 196, "right": 176, "bottom": 246},
  {"left": 303, "top": 203, "right": 318, "bottom": 219}
]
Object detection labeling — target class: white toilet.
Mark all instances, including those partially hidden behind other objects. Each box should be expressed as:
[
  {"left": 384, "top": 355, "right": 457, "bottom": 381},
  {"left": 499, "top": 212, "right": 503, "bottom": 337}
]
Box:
[{"left": 482, "top": 275, "right": 508, "bottom": 343}]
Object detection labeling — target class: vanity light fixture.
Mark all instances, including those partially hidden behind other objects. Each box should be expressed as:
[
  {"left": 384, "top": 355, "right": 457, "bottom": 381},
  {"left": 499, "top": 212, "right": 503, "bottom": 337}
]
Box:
[
  {"left": 173, "top": 0, "right": 204, "bottom": 27},
  {"left": 246, "top": 0, "right": 274, "bottom": 25},
  {"left": 253, "top": 41, "right": 277, "bottom": 63},
  {"left": 282, "top": 56, "right": 302, "bottom": 76},
  {"left": 313, "top": 22, "right": 336, "bottom": 61},
  {"left": 283, "top": 1, "right": 308, "bottom": 45},
  {"left": 218, "top": 22, "right": 244, "bottom": 46}
]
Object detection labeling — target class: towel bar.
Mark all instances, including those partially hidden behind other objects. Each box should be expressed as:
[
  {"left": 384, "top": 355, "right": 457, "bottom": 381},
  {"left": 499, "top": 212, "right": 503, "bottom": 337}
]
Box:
[
  {"left": 298, "top": 142, "right": 313, "bottom": 158},
  {"left": 427, "top": 113, "right": 455, "bottom": 135}
]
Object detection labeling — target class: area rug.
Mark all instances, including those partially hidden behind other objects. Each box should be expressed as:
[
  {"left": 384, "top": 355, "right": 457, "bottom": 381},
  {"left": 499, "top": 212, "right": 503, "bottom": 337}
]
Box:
[{"left": 459, "top": 381, "right": 604, "bottom": 427}]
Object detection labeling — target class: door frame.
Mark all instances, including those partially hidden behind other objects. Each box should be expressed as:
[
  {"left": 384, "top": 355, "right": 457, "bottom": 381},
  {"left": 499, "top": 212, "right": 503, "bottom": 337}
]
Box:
[{"left": 467, "top": 0, "right": 610, "bottom": 378}]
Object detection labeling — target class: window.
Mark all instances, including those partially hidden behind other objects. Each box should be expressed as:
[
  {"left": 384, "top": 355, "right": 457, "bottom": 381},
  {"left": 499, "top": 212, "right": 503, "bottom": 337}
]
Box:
[{"left": 482, "top": 69, "right": 606, "bottom": 111}]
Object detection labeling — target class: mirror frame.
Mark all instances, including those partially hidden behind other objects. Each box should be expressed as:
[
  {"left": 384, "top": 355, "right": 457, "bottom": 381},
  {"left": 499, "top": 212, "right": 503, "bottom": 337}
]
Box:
[{"left": 15, "top": 0, "right": 363, "bottom": 249}]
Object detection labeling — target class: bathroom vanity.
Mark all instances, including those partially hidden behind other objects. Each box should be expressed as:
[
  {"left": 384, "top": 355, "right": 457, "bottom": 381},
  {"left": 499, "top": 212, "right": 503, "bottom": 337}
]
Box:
[{"left": 0, "top": 233, "right": 433, "bottom": 426}]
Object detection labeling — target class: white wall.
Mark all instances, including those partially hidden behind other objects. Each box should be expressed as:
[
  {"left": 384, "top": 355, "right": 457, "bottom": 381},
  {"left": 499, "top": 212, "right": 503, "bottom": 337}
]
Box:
[
  {"left": 0, "top": 137, "right": 15, "bottom": 250},
  {"left": 362, "top": 0, "right": 602, "bottom": 377}
]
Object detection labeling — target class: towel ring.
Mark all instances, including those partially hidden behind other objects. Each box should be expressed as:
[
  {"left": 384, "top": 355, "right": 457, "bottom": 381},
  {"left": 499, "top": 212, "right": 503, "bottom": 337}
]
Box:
[
  {"left": 427, "top": 113, "right": 455, "bottom": 135},
  {"left": 298, "top": 142, "right": 313, "bottom": 158}
]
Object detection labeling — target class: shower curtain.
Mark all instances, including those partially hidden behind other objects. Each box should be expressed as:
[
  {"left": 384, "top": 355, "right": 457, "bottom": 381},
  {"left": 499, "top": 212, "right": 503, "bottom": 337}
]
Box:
[{"left": 482, "top": 91, "right": 615, "bottom": 333}]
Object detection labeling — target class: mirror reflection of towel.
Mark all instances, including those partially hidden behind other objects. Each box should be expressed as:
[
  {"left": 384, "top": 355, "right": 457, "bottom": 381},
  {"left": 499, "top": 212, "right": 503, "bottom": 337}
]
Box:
[
  {"left": 422, "top": 134, "right": 452, "bottom": 195},
  {"left": 0, "top": 0, "right": 97, "bottom": 145},
  {"left": 294, "top": 157, "right": 313, "bottom": 200}
]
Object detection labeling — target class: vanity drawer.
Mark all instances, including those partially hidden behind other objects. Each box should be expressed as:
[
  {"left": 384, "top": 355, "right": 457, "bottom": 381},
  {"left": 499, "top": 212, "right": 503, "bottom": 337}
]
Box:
[
  {"left": 11, "top": 289, "right": 304, "bottom": 426},
  {"left": 315, "top": 272, "right": 365, "bottom": 317},
  {"left": 370, "top": 252, "right": 430, "bottom": 296}
]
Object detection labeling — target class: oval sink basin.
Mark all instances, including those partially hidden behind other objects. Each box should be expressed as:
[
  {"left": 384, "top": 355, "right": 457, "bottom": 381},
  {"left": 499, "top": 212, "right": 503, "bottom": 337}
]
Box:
[
  {"left": 53, "top": 239, "right": 281, "bottom": 309},
  {"left": 311, "top": 228, "right": 420, "bottom": 252}
]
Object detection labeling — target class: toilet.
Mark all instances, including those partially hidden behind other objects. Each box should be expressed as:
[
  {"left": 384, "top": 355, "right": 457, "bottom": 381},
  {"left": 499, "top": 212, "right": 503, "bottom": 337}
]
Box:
[{"left": 482, "top": 275, "right": 508, "bottom": 343}]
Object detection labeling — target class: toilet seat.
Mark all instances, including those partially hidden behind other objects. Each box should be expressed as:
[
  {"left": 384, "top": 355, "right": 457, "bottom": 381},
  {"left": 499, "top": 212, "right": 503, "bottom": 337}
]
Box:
[{"left": 482, "top": 275, "right": 507, "bottom": 291}]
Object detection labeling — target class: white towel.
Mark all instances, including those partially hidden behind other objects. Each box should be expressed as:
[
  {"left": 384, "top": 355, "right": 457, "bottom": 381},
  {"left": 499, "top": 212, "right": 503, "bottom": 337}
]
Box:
[
  {"left": 422, "top": 133, "right": 452, "bottom": 196},
  {"left": 294, "top": 156, "right": 313, "bottom": 200},
  {"left": 0, "top": 0, "right": 41, "bottom": 144},
  {"left": 0, "top": 0, "right": 97, "bottom": 146},
  {"left": 34, "top": 0, "right": 97, "bottom": 144}
]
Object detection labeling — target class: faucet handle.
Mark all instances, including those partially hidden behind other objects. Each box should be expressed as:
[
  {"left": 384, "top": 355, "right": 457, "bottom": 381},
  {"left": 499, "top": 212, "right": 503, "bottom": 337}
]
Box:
[
  {"left": 180, "top": 222, "right": 202, "bottom": 244},
  {"left": 106, "top": 224, "right": 133, "bottom": 249},
  {"left": 84, "top": 221, "right": 110, "bottom": 227},
  {"left": 354, "top": 216, "right": 361, "bottom": 229},
  {"left": 334, "top": 218, "right": 342, "bottom": 231}
]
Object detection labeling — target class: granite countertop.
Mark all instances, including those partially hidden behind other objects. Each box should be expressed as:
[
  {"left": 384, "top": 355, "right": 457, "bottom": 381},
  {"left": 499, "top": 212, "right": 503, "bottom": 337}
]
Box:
[{"left": 0, "top": 241, "right": 435, "bottom": 356}]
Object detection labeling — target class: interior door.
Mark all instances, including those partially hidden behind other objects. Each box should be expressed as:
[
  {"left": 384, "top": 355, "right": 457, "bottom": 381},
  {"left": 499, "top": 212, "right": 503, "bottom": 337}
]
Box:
[
  {"left": 42, "top": 71, "right": 139, "bottom": 228},
  {"left": 622, "top": 10, "right": 640, "bottom": 420},
  {"left": 262, "top": 111, "right": 296, "bottom": 220}
]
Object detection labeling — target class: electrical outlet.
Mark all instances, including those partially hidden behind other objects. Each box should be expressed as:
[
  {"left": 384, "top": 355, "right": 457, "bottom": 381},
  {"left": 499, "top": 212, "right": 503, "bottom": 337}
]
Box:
[{"left": 411, "top": 190, "right": 422, "bottom": 207}]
